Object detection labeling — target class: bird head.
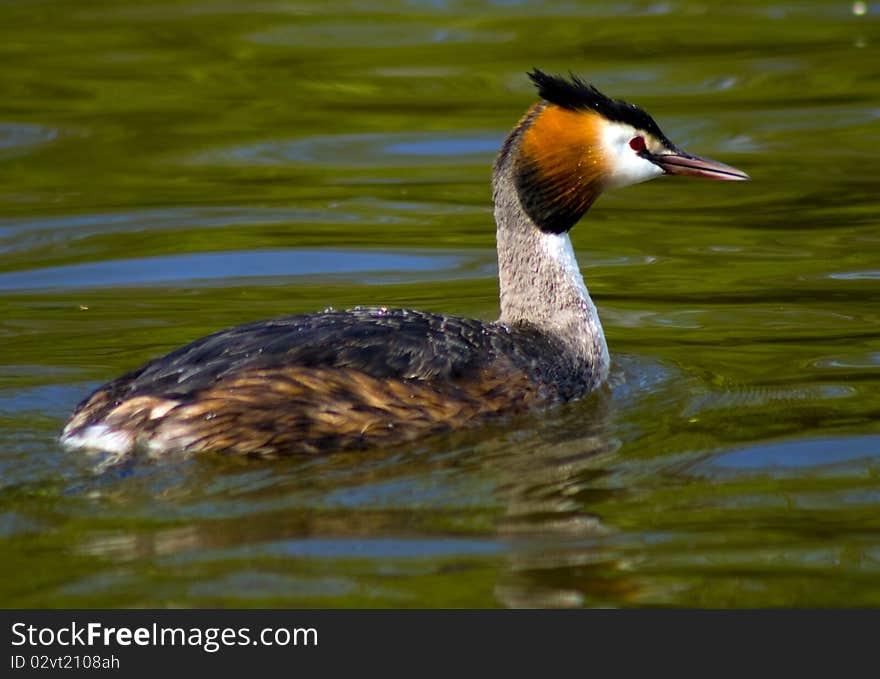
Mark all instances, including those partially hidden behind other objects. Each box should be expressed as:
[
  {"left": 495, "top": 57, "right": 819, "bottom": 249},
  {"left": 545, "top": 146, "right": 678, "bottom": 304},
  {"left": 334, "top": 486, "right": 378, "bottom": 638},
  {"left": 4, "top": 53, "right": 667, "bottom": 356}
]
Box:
[{"left": 505, "top": 70, "right": 749, "bottom": 234}]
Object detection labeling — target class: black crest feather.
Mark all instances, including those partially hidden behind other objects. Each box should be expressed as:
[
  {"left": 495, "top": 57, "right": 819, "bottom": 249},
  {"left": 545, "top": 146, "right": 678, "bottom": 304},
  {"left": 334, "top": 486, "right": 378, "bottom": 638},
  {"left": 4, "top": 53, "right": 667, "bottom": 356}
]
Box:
[{"left": 528, "top": 69, "right": 673, "bottom": 148}]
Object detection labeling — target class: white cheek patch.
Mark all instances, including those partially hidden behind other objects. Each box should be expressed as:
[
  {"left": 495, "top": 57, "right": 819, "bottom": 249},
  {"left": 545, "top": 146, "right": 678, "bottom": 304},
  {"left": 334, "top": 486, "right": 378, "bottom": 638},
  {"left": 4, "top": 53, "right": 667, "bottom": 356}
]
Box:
[{"left": 599, "top": 121, "right": 664, "bottom": 189}]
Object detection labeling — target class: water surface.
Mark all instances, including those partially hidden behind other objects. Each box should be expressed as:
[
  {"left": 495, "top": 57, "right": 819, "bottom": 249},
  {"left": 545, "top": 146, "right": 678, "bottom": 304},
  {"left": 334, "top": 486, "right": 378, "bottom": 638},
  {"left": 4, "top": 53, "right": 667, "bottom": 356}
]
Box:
[{"left": 1, "top": 0, "right": 879, "bottom": 607}]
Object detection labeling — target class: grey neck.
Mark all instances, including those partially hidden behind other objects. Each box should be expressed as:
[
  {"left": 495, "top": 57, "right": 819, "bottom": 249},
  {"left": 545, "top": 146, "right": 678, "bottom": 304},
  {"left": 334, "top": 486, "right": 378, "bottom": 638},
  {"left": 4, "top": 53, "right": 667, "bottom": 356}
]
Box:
[{"left": 492, "top": 148, "right": 610, "bottom": 386}]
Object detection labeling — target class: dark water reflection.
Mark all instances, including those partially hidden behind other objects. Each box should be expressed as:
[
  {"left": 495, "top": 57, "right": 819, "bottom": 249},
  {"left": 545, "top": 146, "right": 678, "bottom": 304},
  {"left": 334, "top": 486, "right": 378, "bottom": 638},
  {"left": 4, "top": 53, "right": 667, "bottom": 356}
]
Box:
[{"left": 2, "top": 0, "right": 880, "bottom": 607}]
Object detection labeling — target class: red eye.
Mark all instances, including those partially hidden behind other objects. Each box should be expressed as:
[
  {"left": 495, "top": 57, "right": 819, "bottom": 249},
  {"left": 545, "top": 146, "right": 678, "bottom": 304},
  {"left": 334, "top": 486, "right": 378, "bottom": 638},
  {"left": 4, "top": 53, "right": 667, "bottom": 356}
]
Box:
[{"left": 629, "top": 136, "right": 646, "bottom": 152}]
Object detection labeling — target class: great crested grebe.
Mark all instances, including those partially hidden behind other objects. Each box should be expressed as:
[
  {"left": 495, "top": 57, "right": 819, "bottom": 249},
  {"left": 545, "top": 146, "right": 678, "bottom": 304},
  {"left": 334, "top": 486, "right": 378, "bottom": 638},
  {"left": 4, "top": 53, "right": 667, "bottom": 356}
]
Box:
[{"left": 61, "top": 70, "right": 748, "bottom": 457}]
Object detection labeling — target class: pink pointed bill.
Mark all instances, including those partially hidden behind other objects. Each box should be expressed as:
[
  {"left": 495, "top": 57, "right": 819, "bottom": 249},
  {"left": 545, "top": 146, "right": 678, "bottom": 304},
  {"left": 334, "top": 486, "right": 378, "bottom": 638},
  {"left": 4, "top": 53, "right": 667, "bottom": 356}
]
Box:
[{"left": 652, "top": 151, "right": 749, "bottom": 181}]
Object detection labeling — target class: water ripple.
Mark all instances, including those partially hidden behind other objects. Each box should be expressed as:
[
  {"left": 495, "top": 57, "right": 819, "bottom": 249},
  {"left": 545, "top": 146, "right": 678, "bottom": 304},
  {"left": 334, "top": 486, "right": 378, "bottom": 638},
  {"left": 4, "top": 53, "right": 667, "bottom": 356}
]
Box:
[
  {"left": 690, "top": 435, "right": 880, "bottom": 477},
  {"left": 199, "top": 131, "right": 504, "bottom": 168},
  {"left": 0, "top": 122, "right": 58, "bottom": 159},
  {"left": 247, "top": 23, "right": 511, "bottom": 48},
  {"left": 0, "top": 248, "right": 467, "bottom": 291}
]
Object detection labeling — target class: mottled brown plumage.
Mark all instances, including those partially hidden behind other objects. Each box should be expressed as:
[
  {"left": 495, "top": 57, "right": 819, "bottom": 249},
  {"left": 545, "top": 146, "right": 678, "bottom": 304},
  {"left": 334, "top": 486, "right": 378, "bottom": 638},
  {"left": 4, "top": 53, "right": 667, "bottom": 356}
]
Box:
[
  {"left": 62, "top": 308, "right": 588, "bottom": 456},
  {"left": 70, "top": 364, "right": 545, "bottom": 457}
]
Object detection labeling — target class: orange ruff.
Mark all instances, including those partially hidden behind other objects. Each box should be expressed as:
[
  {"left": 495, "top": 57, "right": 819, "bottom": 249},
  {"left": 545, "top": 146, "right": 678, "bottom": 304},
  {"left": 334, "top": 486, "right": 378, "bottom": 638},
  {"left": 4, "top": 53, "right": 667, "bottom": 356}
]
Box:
[{"left": 518, "top": 104, "right": 606, "bottom": 213}]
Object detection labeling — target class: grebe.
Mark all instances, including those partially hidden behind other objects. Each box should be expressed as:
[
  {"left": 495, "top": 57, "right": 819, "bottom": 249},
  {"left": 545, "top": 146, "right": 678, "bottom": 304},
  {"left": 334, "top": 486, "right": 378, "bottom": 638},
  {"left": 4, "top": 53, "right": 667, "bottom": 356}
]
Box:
[{"left": 61, "top": 70, "right": 748, "bottom": 457}]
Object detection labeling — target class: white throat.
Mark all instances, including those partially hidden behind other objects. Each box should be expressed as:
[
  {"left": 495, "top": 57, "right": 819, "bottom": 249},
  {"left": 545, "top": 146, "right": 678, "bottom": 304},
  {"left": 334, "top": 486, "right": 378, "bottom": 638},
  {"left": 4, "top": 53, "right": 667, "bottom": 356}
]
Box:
[{"left": 541, "top": 231, "right": 589, "bottom": 301}]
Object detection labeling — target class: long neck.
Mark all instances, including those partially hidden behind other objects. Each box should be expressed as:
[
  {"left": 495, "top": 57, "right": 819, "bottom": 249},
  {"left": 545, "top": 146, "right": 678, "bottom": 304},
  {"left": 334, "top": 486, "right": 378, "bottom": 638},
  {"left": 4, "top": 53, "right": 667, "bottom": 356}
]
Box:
[{"left": 492, "top": 122, "right": 610, "bottom": 384}]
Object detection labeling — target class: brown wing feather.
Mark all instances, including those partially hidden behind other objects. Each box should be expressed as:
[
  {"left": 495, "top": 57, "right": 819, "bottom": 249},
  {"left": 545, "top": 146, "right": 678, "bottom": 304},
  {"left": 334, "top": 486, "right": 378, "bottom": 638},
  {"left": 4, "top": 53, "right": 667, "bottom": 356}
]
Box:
[{"left": 71, "top": 363, "right": 546, "bottom": 457}]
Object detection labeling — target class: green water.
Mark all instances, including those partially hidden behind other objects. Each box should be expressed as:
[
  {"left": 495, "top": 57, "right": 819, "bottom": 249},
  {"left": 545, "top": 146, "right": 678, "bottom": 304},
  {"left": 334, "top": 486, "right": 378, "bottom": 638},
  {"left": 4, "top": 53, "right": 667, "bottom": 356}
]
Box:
[{"left": 2, "top": 0, "right": 879, "bottom": 607}]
